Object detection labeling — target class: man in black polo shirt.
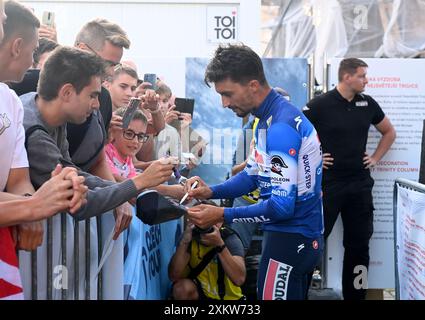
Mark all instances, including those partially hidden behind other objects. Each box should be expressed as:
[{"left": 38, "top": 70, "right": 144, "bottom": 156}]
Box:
[{"left": 303, "top": 58, "right": 396, "bottom": 300}]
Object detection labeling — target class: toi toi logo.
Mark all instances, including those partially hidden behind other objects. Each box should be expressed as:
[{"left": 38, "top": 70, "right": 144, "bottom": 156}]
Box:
[{"left": 213, "top": 12, "right": 237, "bottom": 40}]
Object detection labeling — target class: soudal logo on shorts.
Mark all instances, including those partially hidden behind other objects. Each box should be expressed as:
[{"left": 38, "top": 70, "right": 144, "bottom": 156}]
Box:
[
  {"left": 312, "top": 240, "right": 319, "bottom": 250},
  {"left": 271, "top": 155, "right": 287, "bottom": 176},
  {"left": 289, "top": 148, "right": 296, "bottom": 157},
  {"left": 263, "top": 259, "right": 293, "bottom": 300}
]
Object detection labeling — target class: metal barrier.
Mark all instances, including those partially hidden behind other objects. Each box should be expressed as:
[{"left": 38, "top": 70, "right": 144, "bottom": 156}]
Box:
[
  {"left": 26, "top": 214, "right": 106, "bottom": 300},
  {"left": 393, "top": 178, "right": 425, "bottom": 300}
]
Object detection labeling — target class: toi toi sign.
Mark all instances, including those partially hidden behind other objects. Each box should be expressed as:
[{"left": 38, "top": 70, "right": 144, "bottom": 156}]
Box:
[{"left": 207, "top": 6, "right": 238, "bottom": 43}]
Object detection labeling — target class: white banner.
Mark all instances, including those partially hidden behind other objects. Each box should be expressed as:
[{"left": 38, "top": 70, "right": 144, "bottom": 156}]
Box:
[
  {"left": 396, "top": 185, "right": 425, "bottom": 300},
  {"left": 327, "top": 58, "right": 425, "bottom": 290}
]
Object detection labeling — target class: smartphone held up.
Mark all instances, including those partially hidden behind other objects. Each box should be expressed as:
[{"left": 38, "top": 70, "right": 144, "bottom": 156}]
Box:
[
  {"left": 42, "top": 11, "right": 55, "bottom": 27},
  {"left": 121, "top": 97, "right": 141, "bottom": 129},
  {"left": 143, "top": 73, "right": 157, "bottom": 90}
]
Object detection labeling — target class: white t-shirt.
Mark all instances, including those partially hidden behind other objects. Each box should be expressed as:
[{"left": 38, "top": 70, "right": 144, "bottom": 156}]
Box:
[
  {"left": 154, "top": 124, "right": 181, "bottom": 159},
  {"left": 0, "top": 83, "right": 29, "bottom": 191}
]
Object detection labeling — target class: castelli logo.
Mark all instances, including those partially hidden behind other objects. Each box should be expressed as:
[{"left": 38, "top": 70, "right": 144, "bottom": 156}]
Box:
[
  {"left": 312, "top": 240, "right": 319, "bottom": 250},
  {"left": 289, "top": 148, "right": 296, "bottom": 156}
]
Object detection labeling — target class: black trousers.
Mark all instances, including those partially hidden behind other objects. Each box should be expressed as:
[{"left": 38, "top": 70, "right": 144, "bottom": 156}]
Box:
[{"left": 323, "top": 175, "right": 374, "bottom": 300}]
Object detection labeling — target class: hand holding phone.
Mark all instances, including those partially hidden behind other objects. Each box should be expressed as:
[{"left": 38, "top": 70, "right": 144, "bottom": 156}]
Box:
[
  {"left": 122, "top": 98, "right": 141, "bottom": 129},
  {"left": 143, "top": 73, "right": 157, "bottom": 91},
  {"left": 174, "top": 98, "right": 195, "bottom": 117},
  {"left": 42, "top": 11, "right": 55, "bottom": 27}
]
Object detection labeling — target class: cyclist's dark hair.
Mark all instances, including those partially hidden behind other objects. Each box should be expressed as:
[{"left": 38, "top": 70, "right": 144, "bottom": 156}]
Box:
[{"left": 204, "top": 43, "right": 267, "bottom": 87}]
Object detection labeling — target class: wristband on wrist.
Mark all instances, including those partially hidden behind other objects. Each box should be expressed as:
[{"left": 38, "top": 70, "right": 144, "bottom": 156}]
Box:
[{"left": 216, "top": 243, "right": 226, "bottom": 253}]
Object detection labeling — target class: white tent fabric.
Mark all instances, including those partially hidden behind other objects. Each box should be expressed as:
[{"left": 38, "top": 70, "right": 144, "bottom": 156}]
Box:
[
  {"left": 313, "top": 0, "right": 348, "bottom": 83},
  {"left": 379, "top": 0, "right": 425, "bottom": 58},
  {"left": 263, "top": 0, "right": 425, "bottom": 82},
  {"left": 263, "top": 0, "right": 348, "bottom": 83},
  {"left": 264, "top": 0, "right": 316, "bottom": 58}
]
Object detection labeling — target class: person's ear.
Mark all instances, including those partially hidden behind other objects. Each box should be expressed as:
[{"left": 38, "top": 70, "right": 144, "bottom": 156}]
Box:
[
  {"left": 343, "top": 73, "right": 351, "bottom": 82},
  {"left": 248, "top": 79, "right": 260, "bottom": 93},
  {"left": 76, "top": 42, "right": 87, "bottom": 51},
  {"left": 11, "top": 38, "right": 24, "bottom": 59},
  {"left": 58, "top": 83, "right": 76, "bottom": 102},
  {"left": 103, "top": 80, "right": 111, "bottom": 90},
  {"left": 109, "top": 130, "right": 117, "bottom": 142}
]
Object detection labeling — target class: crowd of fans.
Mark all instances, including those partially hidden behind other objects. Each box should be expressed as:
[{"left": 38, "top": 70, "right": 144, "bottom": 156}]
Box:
[{"left": 0, "top": 0, "right": 396, "bottom": 301}]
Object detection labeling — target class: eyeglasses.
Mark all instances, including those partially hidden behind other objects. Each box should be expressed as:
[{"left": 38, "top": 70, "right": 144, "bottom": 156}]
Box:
[
  {"left": 122, "top": 129, "right": 149, "bottom": 143},
  {"left": 83, "top": 43, "right": 121, "bottom": 68}
]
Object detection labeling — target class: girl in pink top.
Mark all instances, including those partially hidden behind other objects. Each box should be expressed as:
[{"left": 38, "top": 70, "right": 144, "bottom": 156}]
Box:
[{"left": 106, "top": 107, "right": 149, "bottom": 181}]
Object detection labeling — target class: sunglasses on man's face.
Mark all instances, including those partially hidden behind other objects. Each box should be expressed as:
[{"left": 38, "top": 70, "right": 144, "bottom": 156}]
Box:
[
  {"left": 122, "top": 129, "right": 149, "bottom": 143},
  {"left": 84, "top": 43, "right": 121, "bottom": 68}
]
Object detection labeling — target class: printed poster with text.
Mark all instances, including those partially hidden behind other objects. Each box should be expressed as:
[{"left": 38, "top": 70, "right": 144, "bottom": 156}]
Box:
[{"left": 396, "top": 186, "right": 425, "bottom": 300}]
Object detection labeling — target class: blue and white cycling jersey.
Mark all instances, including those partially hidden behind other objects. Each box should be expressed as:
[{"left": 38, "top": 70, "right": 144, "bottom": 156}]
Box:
[{"left": 211, "top": 89, "right": 323, "bottom": 238}]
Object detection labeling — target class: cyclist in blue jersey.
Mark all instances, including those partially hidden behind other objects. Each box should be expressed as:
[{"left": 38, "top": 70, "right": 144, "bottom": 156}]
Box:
[{"left": 185, "top": 44, "right": 324, "bottom": 300}]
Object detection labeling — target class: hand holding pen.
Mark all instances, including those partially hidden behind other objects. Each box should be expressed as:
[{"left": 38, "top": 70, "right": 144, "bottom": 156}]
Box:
[
  {"left": 180, "top": 180, "right": 198, "bottom": 204},
  {"left": 182, "top": 176, "right": 212, "bottom": 203}
]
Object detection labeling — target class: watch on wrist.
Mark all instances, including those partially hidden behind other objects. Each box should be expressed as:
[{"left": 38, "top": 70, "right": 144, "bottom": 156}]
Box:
[{"left": 216, "top": 243, "right": 226, "bottom": 253}]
